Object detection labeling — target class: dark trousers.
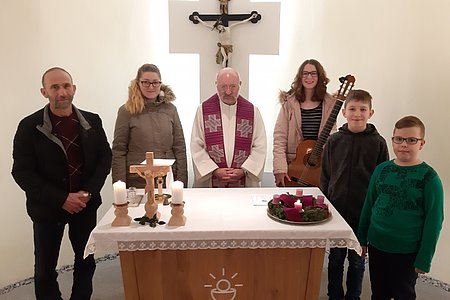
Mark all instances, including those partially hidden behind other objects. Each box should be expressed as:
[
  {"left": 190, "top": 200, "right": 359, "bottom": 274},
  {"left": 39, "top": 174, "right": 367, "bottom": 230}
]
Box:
[
  {"left": 328, "top": 247, "right": 366, "bottom": 300},
  {"left": 33, "top": 208, "right": 97, "bottom": 300},
  {"left": 368, "top": 245, "right": 418, "bottom": 300}
]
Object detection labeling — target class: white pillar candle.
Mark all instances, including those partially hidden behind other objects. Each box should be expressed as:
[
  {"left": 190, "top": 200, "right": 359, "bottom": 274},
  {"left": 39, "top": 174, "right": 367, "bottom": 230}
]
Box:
[
  {"left": 171, "top": 181, "right": 184, "bottom": 204},
  {"left": 113, "top": 180, "right": 127, "bottom": 205}
]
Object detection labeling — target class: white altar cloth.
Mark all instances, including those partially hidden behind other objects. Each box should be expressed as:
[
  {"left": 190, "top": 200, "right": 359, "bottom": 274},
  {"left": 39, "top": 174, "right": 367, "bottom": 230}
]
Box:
[{"left": 84, "top": 187, "right": 361, "bottom": 257}]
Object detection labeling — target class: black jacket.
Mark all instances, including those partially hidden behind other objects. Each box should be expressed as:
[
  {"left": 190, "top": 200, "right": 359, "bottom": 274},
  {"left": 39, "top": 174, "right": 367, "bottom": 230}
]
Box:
[
  {"left": 12, "top": 105, "right": 112, "bottom": 222},
  {"left": 320, "top": 123, "right": 389, "bottom": 233}
]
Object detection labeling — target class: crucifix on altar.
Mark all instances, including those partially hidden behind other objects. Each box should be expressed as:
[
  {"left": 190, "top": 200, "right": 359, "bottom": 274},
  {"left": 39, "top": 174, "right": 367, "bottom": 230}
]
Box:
[
  {"left": 129, "top": 152, "right": 171, "bottom": 220},
  {"left": 169, "top": 0, "right": 280, "bottom": 100}
]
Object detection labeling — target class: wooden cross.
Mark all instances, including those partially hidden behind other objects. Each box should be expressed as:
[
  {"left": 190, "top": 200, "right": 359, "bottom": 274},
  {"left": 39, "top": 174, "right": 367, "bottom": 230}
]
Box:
[
  {"left": 129, "top": 152, "right": 170, "bottom": 218},
  {"left": 169, "top": 0, "right": 280, "bottom": 100}
]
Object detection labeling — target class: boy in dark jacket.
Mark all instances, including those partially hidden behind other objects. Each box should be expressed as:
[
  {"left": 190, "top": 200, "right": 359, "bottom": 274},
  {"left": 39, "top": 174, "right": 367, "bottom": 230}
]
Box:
[{"left": 320, "top": 90, "right": 389, "bottom": 300}]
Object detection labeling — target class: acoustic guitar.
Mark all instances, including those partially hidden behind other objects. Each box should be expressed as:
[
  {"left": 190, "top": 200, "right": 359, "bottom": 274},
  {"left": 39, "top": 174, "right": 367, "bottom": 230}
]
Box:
[{"left": 285, "top": 75, "right": 356, "bottom": 187}]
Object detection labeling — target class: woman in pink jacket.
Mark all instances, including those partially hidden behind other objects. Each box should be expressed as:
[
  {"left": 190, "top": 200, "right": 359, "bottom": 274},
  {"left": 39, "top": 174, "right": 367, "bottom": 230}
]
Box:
[{"left": 273, "top": 59, "right": 336, "bottom": 187}]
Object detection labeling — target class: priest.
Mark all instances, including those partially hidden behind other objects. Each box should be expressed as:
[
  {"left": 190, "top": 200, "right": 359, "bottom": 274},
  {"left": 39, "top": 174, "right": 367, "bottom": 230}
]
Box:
[{"left": 190, "top": 67, "right": 267, "bottom": 187}]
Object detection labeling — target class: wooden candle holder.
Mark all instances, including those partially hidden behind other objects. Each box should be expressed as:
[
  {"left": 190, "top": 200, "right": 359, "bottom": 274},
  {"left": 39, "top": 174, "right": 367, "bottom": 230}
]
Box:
[
  {"left": 111, "top": 202, "right": 132, "bottom": 227},
  {"left": 167, "top": 202, "right": 186, "bottom": 226}
]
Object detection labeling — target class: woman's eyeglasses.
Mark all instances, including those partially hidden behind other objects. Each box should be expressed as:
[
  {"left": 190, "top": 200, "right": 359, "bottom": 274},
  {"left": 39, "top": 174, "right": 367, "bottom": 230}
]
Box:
[
  {"left": 302, "top": 71, "right": 318, "bottom": 78},
  {"left": 140, "top": 81, "right": 161, "bottom": 88}
]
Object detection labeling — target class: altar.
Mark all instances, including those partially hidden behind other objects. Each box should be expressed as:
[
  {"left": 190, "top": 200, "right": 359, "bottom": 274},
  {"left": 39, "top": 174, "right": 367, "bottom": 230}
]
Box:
[{"left": 85, "top": 187, "right": 361, "bottom": 300}]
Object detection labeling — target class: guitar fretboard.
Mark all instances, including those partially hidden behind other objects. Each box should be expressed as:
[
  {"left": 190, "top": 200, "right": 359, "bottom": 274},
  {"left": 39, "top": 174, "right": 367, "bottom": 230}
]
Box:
[{"left": 307, "top": 99, "right": 345, "bottom": 165}]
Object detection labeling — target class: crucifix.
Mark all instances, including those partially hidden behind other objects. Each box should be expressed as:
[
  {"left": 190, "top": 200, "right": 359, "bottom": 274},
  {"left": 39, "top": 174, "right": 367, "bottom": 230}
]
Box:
[
  {"left": 129, "top": 152, "right": 171, "bottom": 220},
  {"left": 189, "top": 1, "right": 261, "bottom": 68},
  {"left": 189, "top": 10, "right": 260, "bottom": 68},
  {"left": 169, "top": 0, "right": 280, "bottom": 100}
]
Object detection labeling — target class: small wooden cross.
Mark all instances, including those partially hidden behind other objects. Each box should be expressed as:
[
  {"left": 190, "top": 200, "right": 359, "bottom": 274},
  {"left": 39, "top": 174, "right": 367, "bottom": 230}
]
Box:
[{"left": 129, "top": 152, "right": 171, "bottom": 218}]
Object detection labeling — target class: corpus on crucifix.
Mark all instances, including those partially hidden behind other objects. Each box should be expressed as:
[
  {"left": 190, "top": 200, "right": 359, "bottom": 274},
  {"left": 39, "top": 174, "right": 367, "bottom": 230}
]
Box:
[{"left": 189, "top": 3, "right": 261, "bottom": 67}]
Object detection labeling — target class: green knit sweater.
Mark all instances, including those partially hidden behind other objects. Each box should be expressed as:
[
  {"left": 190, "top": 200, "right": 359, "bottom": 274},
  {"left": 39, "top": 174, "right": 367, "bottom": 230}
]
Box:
[{"left": 358, "top": 160, "right": 444, "bottom": 273}]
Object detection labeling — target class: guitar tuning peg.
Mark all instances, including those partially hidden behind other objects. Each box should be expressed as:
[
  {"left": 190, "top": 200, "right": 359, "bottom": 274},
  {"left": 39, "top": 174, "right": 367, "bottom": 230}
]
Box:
[{"left": 339, "top": 77, "right": 345, "bottom": 83}]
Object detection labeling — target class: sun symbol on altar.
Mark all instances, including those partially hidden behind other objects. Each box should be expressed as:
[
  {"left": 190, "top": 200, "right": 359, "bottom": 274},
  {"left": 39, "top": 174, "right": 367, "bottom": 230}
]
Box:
[{"left": 204, "top": 267, "right": 243, "bottom": 300}]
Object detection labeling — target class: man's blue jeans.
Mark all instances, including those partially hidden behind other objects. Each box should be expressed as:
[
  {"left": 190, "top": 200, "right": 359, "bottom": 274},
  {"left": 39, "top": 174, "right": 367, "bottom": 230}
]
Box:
[{"left": 327, "top": 247, "right": 365, "bottom": 300}]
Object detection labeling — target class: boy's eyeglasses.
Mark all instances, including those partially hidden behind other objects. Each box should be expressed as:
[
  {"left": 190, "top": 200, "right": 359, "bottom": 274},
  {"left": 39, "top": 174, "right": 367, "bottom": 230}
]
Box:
[
  {"left": 391, "top": 136, "right": 423, "bottom": 145},
  {"left": 140, "top": 81, "right": 161, "bottom": 88}
]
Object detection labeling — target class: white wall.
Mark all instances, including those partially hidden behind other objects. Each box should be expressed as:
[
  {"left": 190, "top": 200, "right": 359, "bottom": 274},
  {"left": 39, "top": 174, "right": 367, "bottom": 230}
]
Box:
[{"left": 1, "top": 0, "right": 449, "bottom": 287}]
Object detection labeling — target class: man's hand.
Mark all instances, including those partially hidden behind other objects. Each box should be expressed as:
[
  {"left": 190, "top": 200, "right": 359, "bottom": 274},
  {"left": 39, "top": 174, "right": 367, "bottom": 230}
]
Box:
[
  {"left": 62, "top": 191, "right": 88, "bottom": 214},
  {"left": 213, "top": 168, "right": 245, "bottom": 184},
  {"left": 78, "top": 190, "right": 91, "bottom": 204},
  {"left": 226, "top": 168, "right": 245, "bottom": 183},
  {"left": 361, "top": 246, "right": 368, "bottom": 258}
]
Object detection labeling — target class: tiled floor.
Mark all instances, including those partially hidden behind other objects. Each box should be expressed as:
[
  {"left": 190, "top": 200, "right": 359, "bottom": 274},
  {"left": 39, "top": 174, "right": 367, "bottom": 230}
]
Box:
[{"left": 1, "top": 253, "right": 449, "bottom": 299}]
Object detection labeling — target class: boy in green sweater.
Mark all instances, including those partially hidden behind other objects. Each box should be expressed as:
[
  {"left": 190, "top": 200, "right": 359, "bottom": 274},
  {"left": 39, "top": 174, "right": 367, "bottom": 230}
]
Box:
[{"left": 358, "top": 116, "right": 444, "bottom": 299}]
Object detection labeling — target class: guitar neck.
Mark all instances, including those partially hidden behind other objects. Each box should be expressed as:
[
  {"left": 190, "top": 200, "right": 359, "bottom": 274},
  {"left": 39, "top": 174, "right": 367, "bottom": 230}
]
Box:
[{"left": 310, "top": 99, "right": 345, "bottom": 158}]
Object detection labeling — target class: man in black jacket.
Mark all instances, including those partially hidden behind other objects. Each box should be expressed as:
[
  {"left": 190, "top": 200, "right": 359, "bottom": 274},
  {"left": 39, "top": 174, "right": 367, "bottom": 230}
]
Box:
[{"left": 12, "top": 67, "right": 112, "bottom": 300}]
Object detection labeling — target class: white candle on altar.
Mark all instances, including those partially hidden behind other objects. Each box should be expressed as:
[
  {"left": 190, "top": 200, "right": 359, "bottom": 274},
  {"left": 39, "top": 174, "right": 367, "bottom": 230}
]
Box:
[
  {"left": 171, "top": 181, "right": 184, "bottom": 204},
  {"left": 113, "top": 180, "right": 127, "bottom": 205}
]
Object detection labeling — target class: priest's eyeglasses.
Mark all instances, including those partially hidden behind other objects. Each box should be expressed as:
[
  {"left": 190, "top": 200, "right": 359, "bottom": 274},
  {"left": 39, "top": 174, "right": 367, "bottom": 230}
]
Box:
[
  {"left": 140, "top": 80, "right": 162, "bottom": 88},
  {"left": 391, "top": 136, "right": 423, "bottom": 145},
  {"left": 302, "top": 71, "right": 318, "bottom": 78}
]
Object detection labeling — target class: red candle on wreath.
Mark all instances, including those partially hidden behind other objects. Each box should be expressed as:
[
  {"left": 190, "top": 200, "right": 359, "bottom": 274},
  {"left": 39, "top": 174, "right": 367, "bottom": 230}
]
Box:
[
  {"left": 317, "top": 195, "right": 325, "bottom": 205},
  {"left": 294, "top": 200, "right": 303, "bottom": 211},
  {"left": 272, "top": 194, "right": 280, "bottom": 204}
]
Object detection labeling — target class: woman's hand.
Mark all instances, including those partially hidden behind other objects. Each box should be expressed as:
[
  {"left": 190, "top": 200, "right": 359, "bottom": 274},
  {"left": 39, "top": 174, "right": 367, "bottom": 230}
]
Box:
[{"left": 275, "top": 173, "right": 290, "bottom": 187}]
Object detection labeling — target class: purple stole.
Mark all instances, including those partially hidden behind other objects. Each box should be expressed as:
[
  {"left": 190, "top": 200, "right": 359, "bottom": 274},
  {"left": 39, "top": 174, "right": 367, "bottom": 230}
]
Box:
[{"left": 202, "top": 94, "right": 254, "bottom": 187}]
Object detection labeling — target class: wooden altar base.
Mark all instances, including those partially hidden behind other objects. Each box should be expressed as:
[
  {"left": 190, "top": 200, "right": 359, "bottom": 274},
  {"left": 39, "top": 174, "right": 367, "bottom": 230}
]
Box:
[{"left": 119, "top": 247, "right": 325, "bottom": 300}]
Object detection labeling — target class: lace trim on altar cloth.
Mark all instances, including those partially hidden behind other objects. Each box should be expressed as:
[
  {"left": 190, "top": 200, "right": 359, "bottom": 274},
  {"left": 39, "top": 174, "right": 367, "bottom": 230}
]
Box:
[{"left": 115, "top": 238, "right": 361, "bottom": 251}]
